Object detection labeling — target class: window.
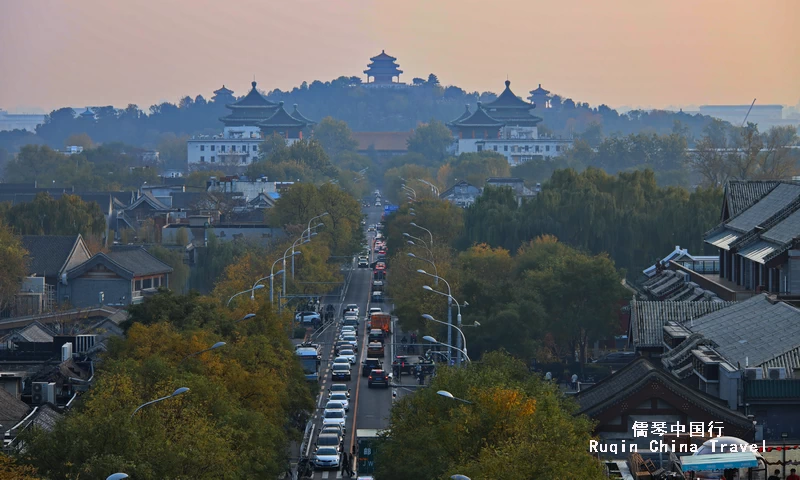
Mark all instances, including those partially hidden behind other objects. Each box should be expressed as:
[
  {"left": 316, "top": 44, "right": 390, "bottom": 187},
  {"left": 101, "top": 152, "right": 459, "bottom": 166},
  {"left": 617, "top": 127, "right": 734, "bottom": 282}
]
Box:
[
  {"left": 221, "top": 145, "right": 226, "bottom": 152},
  {"left": 200, "top": 156, "right": 205, "bottom": 162},
  {"left": 241, "top": 157, "right": 247, "bottom": 164},
  {"left": 200, "top": 145, "right": 205, "bottom": 151},
  {"left": 546, "top": 146, "right": 550, "bottom": 152},
  {"left": 242, "top": 145, "right": 248, "bottom": 152},
  {"left": 135, "top": 280, "right": 142, "bottom": 291},
  {"left": 143, "top": 278, "right": 152, "bottom": 289},
  {"left": 525, "top": 145, "right": 529, "bottom": 152},
  {"left": 211, "top": 145, "right": 215, "bottom": 151},
  {"left": 477, "top": 145, "right": 483, "bottom": 152},
  {"left": 154, "top": 277, "right": 160, "bottom": 287},
  {"left": 556, "top": 145, "right": 561, "bottom": 152},
  {"left": 493, "top": 145, "right": 497, "bottom": 151},
  {"left": 210, "top": 156, "right": 215, "bottom": 162},
  {"left": 253, "top": 145, "right": 258, "bottom": 151},
  {"left": 504, "top": 145, "right": 508, "bottom": 151},
  {"left": 231, "top": 145, "right": 236, "bottom": 152},
  {"left": 535, "top": 146, "right": 540, "bottom": 152}
]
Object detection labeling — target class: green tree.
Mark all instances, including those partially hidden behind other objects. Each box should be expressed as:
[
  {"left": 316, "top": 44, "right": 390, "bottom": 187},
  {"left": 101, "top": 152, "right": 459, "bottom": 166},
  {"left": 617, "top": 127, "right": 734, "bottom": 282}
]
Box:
[
  {"left": 406, "top": 119, "right": 454, "bottom": 164},
  {"left": 156, "top": 133, "right": 189, "bottom": 170},
  {"left": 375, "top": 352, "right": 603, "bottom": 480},
  {"left": 437, "top": 151, "right": 510, "bottom": 188},
  {"left": 65, "top": 132, "right": 94, "bottom": 149},
  {"left": 312, "top": 116, "right": 359, "bottom": 161},
  {"left": 148, "top": 246, "right": 190, "bottom": 294},
  {"left": 2, "top": 192, "right": 106, "bottom": 237},
  {"left": 0, "top": 223, "right": 27, "bottom": 312}
]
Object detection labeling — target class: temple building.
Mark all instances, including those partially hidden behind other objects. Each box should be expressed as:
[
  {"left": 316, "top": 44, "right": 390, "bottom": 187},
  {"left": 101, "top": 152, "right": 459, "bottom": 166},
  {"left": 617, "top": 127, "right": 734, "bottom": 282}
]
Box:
[
  {"left": 363, "top": 50, "right": 406, "bottom": 87},
  {"left": 528, "top": 83, "right": 551, "bottom": 109},
  {"left": 188, "top": 81, "right": 315, "bottom": 171},
  {"left": 447, "top": 80, "right": 572, "bottom": 166},
  {"left": 212, "top": 85, "right": 235, "bottom": 104}
]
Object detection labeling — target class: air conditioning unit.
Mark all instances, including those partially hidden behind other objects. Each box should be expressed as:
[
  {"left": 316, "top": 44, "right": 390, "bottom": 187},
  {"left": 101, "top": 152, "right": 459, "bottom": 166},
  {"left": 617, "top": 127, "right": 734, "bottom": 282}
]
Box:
[
  {"left": 32, "top": 382, "right": 56, "bottom": 405},
  {"left": 75, "top": 334, "right": 96, "bottom": 353},
  {"left": 768, "top": 367, "right": 787, "bottom": 380},
  {"left": 61, "top": 342, "right": 73, "bottom": 362},
  {"left": 744, "top": 368, "right": 763, "bottom": 380}
]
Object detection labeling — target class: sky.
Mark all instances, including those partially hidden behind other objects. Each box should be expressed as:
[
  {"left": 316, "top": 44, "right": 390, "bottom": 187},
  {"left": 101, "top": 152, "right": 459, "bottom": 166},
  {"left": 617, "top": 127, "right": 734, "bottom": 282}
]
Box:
[{"left": 1, "top": 0, "right": 798, "bottom": 113}]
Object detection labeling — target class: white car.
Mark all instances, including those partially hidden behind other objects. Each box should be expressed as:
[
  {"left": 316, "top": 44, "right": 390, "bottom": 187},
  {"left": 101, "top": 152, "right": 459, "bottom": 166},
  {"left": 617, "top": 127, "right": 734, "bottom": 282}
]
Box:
[
  {"left": 369, "top": 307, "right": 382, "bottom": 316},
  {"left": 329, "top": 383, "right": 350, "bottom": 398},
  {"left": 367, "top": 226, "right": 376, "bottom": 232},
  {"left": 313, "top": 446, "right": 341, "bottom": 469},
  {"left": 340, "top": 326, "right": 357, "bottom": 336},
  {"left": 332, "top": 356, "right": 350, "bottom": 367},
  {"left": 322, "top": 409, "right": 346, "bottom": 430},
  {"left": 324, "top": 400, "right": 347, "bottom": 415},
  {"left": 338, "top": 349, "right": 356, "bottom": 365},
  {"left": 328, "top": 392, "right": 350, "bottom": 411},
  {"left": 345, "top": 304, "right": 359, "bottom": 316}
]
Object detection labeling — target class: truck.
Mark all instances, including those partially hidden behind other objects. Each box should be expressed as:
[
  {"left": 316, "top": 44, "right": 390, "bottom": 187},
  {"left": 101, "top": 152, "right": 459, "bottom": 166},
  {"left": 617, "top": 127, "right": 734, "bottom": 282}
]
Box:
[
  {"left": 369, "top": 312, "right": 391, "bottom": 335},
  {"left": 356, "top": 429, "right": 381, "bottom": 476}
]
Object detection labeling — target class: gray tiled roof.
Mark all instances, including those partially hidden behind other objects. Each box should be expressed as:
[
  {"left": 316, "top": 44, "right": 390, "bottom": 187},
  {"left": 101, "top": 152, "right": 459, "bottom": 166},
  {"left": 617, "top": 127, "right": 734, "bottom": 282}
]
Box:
[
  {"left": 17, "top": 321, "right": 56, "bottom": 342},
  {"left": 760, "top": 206, "right": 800, "bottom": 245},
  {"left": 21, "top": 235, "right": 83, "bottom": 277},
  {"left": 106, "top": 246, "right": 173, "bottom": 276},
  {"left": 30, "top": 404, "right": 61, "bottom": 432},
  {"left": 726, "top": 183, "right": 800, "bottom": 233},
  {"left": 631, "top": 300, "right": 734, "bottom": 348},
  {"left": 725, "top": 181, "right": 781, "bottom": 219},
  {"left": 689, "top": 294, "right": 800, "bottom": 369},
  {"left": 0, "top": 387, "right": 30, "bottom": 429},
  {"left": 575, "top": 358, "right": 752, "bottom": 429}
]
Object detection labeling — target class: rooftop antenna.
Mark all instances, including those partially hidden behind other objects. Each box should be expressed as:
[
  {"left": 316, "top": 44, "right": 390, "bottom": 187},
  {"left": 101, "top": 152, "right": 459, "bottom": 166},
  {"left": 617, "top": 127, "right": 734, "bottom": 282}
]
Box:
[{"left": 741, "top": 98, "right": 756, "bottom": 127}]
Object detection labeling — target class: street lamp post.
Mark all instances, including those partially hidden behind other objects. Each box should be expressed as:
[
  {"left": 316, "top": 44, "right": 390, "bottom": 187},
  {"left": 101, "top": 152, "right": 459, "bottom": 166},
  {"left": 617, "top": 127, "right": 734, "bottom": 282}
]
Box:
[
  {"left": 418, "top": 270, "right": 464, "bottom": 365},
  {"left": 234, "top": 313, "right": 256, "bottom": 324},
  {"left": 131, "top": 387, "right": 189, "bottom": 418},
  {"left": 271, "top": 253, "right": 296, "bottom": 303},
  {"left": 422, "top": 314, "right": 477, "bottom": 364},
  {"left": 179, "top": 341, "right": 226, "bottom": 364},
  {"left": 227, "top": 284, "right": 265, "bottom": 307},
  {"left": 306, "top": 213, "right": 329, "bottom": 242},
  {"left": 423, "top": 335, "right": 470, "bottom": 363},
  {"left": 107, "top": 474, "right": 129, "bottom": 480},
  {"left": 410, "top": 222, "right": 433, "bottom": 247},
  {"left": 251, "top": 270, "right": 284, "bottom": 301},
  {"left": 406, "top": 252, "right": 438, "bottom": 284}
]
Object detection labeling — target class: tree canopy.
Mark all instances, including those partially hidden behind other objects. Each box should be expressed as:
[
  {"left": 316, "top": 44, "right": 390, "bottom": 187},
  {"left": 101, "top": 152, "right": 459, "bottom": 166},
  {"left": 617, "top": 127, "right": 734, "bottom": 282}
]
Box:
[{"left": 0, "top": 192, "right": 107, "bottom": 237}]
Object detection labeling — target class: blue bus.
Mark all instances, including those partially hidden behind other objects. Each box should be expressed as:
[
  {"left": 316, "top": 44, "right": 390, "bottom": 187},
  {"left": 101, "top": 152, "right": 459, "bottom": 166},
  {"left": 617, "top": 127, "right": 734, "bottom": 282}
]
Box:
[{"left": 295, "top": 343, "right": 321, "bottom": 382}]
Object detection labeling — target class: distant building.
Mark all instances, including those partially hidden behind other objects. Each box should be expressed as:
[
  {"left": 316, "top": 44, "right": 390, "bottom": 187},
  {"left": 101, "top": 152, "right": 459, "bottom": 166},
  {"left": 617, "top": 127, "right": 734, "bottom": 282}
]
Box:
[
  {"left": 352, "top": 131, "right": 412, "bottom": 157},
  {"left": 698, "top": 104, "right": 796, "bottom": 129},
  {"left": 206, "top": 175, "right": 280, "bottom": 208},
  {"left": 363, "top": 50, "right": 407, "bottom": 88},
  {"left": 447, "top": 80, "right": 572, "bottom": 166},
  {"left": 439, "top": 181, "right": 481, "bottom": 208},
  {"left": 211, "top": 85, "right": 235, "bottom": 104},
  {"left": 527, "top": 84, "right": 552, "bottom": 109},
  {"left": 0, "top": 109, "right": 45, "bottom": 132},
  {"left": 188, "top": 81, "right": 315, "bottom": 171},
  {"left": 484, "top": 177, "right": 538, "bottom": 205}
]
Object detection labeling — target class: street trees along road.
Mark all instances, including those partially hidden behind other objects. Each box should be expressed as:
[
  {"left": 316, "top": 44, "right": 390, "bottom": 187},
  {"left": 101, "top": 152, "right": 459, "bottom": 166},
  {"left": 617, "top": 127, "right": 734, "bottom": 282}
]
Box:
[
  {"left": 0, "top": 224, "right": 27, "bottom": 312},
  {"left": 19, "top": 315, "right": 313, "bottom": 479},
  {"left": 374, "top": 352, "right": 604, "bottom": 480}
]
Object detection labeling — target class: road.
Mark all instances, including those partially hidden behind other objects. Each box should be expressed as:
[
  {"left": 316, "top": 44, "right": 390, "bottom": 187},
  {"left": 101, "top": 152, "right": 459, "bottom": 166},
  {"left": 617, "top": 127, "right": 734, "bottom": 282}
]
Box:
[{"left": 301, "top": 205, "right": 393, "bottom": 479}]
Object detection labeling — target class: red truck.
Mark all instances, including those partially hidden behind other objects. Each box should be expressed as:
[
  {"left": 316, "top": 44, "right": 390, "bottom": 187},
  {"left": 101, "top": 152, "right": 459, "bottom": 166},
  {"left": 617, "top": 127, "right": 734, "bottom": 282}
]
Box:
[{"left": 370, "top": 312, "right": 392, "bottom": 335}]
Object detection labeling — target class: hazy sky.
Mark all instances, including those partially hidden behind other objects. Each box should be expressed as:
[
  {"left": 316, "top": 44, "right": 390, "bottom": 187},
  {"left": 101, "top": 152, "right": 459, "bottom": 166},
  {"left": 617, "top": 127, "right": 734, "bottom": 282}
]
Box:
[{"left": 1, "top": 0, "right": 798, "bottom": 113}]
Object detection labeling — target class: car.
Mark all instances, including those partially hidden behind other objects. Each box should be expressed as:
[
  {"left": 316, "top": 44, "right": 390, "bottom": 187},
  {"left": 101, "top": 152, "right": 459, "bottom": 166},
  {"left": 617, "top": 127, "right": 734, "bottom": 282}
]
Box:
[
  {"left": 358, "top": 255, "right": 369, "bottom": 261},
  {"left": 375, "top": 262, "right": 386, "bottom": 271},
  {"left": 368, "top": 369, "right": 390, "bottom": 388},
  {"left": 340, "top": 325, "right": 357, "bottom": 335},
  {"left": 320, "top": 424, "right": 345, "bottom": 438},
  {"left": 372, "top": 291, "right": 384, "bottom": 303},
  {"left": 367, "top": 341, "right": 385, "bottom": 358},
  {"left": 367, "top": 226, "right": 376, "bottom": 232},
  {"left": 369, "top": 307, "right": 382, "bottom": 316},
  {"left": 322, "top": 409, "right": 346, "bottom": 430},
  {"left": 332, "top": 356, "right": 350, "bottom": 367},
  {"left": 340, "top": 334, "right": 358, "bottom": 346},
  {"left": 341, "top": 316, "right": 359, "bottom": 328},
  {"left": 328, "top": 392, "right": 350, "bottom": 411},
  {"left": 313, "top": 445, "right": 341, "bottom": 469},
  {"left": 358, "top": 259, "right": 369, "bottom": 268},
  {"left": 335, "top": 340, "right": 356, "bottom": 355},
  {"left": 329, "top": 383, "right": 350, "bottom": 397},
  {"left": 362, "top": 358, "right": 382, "bottom": 377},
  {"left": 324, "top": 400, "right": 347, "bottom": 415},
  {"left": 295, "top": 311, "right": 321, "bottom": 326},
  {"left": 344, "top": 304, "right": 359, "bottom": 316},
  {"left": 360, "top": 219, "right": 366, "bottom": 226},
  {"left": 375, "top": 202, "right": 382, "bottom": 207},
  {"left": 377, "top": 250, "right": 386, "bottom": 256},
  {"left": 368, "top": 329, "right": 384, "bottom": 344},
  {"left": 338, "top": 349, "right": 356, "bottom": 365},
  {"left": 331, "top": 363, "right": 352, "bottom": 381},
  {"left": 316, "top": 433, "right": 343, "bottom": 451}
]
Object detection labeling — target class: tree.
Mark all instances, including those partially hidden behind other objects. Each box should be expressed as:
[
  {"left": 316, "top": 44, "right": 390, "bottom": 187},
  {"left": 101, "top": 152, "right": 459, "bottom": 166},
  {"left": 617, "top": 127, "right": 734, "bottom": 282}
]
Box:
[
  {"left": 148, "top": 246, "right": 190, "bottom": 294},
  {"left": 0, "top": 224, "right": 27, "bottom": 312},
  {"left": 65, "top": 132, "right": 94, "bottom": 149},
  {"left": 426, "top": 73, "right": 440, "bottom": 86},
  {"left": 375, "top": 352, "right": 603, "bottom": 480},
  {"left": 312, "top": 117, "right": 358, "bottom": 161},
  {"left": 437, "top": 151, "right": 510, "bottom": 187},
  {"left": 406, "top": 120, "right": 454, "bottom": 164},
  {"left": 0, "top": 454, "right": 38, "bottom": 479},
  {"left": 1, "top": 192, "right": 106, "bottom": 237},
  {"left": 157, "top": 133, "right": 189, "bottom": 170}
]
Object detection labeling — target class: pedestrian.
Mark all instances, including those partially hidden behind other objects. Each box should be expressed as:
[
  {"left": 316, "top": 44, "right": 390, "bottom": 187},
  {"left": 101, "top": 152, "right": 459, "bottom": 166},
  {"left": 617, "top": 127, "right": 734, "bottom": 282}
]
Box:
[
  {"left": 341, "top": 453, "right": 350, "bottom": 477},
  {"left": 788, "top": 468, "right": 800, "bottom": 480},
  {"left": 571, "top": 373, "right": 578, "bottom": 390},
  {"left": 545, "top": 371, "right": 552, "bottom": 381},
  {"left": 767, "top": 469, "right": 781, "bottom": 480},
  {"left": 411, "top": 332, "right": 417, "bottom": 344}
]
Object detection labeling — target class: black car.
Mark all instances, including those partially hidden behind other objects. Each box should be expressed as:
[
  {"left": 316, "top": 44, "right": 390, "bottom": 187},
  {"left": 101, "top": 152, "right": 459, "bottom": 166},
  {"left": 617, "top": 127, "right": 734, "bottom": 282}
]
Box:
[
  {"left": 368, "top": 369, "right": 390, "bottom": 388},
  {"left": 362, "top": 358, "right": 382, "bottom": 377}
]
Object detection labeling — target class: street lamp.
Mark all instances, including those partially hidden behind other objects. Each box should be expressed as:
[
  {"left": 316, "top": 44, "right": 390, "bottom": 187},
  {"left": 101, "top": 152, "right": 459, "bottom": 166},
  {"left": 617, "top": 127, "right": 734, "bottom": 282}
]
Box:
[
  {"left": 227, "top": 284, "right": 265, "bottom": 307},
  {"left": 410, "top": 222, "right": 433, "bottom": 247},
  {"left": 407, "top": 252, "right": 438, "bottom": 283},
  {"left": 403, "top": 232, "right": 428, "bottom": 249},
  {"left": 306, "top": 212, "right": 329, "bottom": 242},
  {"left": 179, "top": 341, "right": 226, "bottom": 364},
  {"left": 131, "top": 387, "right": 189, "bottom": 418},
  {"left": 422, "top": 314, "right": 474, "bottom": 363},
  {"left": 423, "top": 335, "right": 470, "bottom": 363},
  {"left": 234, "top": 313, "right": 256, "bottom": 324},
  {"left": 250, "top": 270, "right": 284, "bottom": 301},
  {"left": 451, "top": 475, "right": 472, "bottom": 480},
  {"left": 271, "top": 252, "right": 298, "bottom": 303},
  {"left": 418, "top": 270, "right": 465, "bottom": 365},
  {"left": 107, "top": 474, "right": 129, "bottom": 480},
  {"left": 437, "top": 390, "right": 473, "bottom": 405}
]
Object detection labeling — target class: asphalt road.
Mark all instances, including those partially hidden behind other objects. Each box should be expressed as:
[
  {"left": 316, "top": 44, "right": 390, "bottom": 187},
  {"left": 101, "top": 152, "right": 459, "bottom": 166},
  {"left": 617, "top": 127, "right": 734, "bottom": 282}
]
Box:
[{"left": 303, "top": 205, "right": 391, "bottom": 479}]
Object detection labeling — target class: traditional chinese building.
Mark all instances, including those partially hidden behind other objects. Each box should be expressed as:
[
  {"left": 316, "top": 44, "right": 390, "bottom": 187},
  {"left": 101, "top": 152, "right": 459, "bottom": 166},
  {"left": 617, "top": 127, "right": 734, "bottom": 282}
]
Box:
[
  {"left": 188, "top": 82, "right": 315, "bottom": 170},
  {"left": 363, "top": 50, "right": 405, "bottom": 86},
  {"left": 528, "top": 83, "right": 551, "bottom": 108},
  {"left": 447, "top": 81, "right": 572, "bottom": 165},
  {"left": 212, "top": 85, "right": 235, "bottom": 104}
]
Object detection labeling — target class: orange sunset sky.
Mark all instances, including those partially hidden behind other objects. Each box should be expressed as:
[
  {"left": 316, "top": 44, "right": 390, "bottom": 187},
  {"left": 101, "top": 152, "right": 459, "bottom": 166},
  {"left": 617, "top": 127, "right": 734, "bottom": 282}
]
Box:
[{"left": 1, "top": 0, "right": 798, "bottom": 113}]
